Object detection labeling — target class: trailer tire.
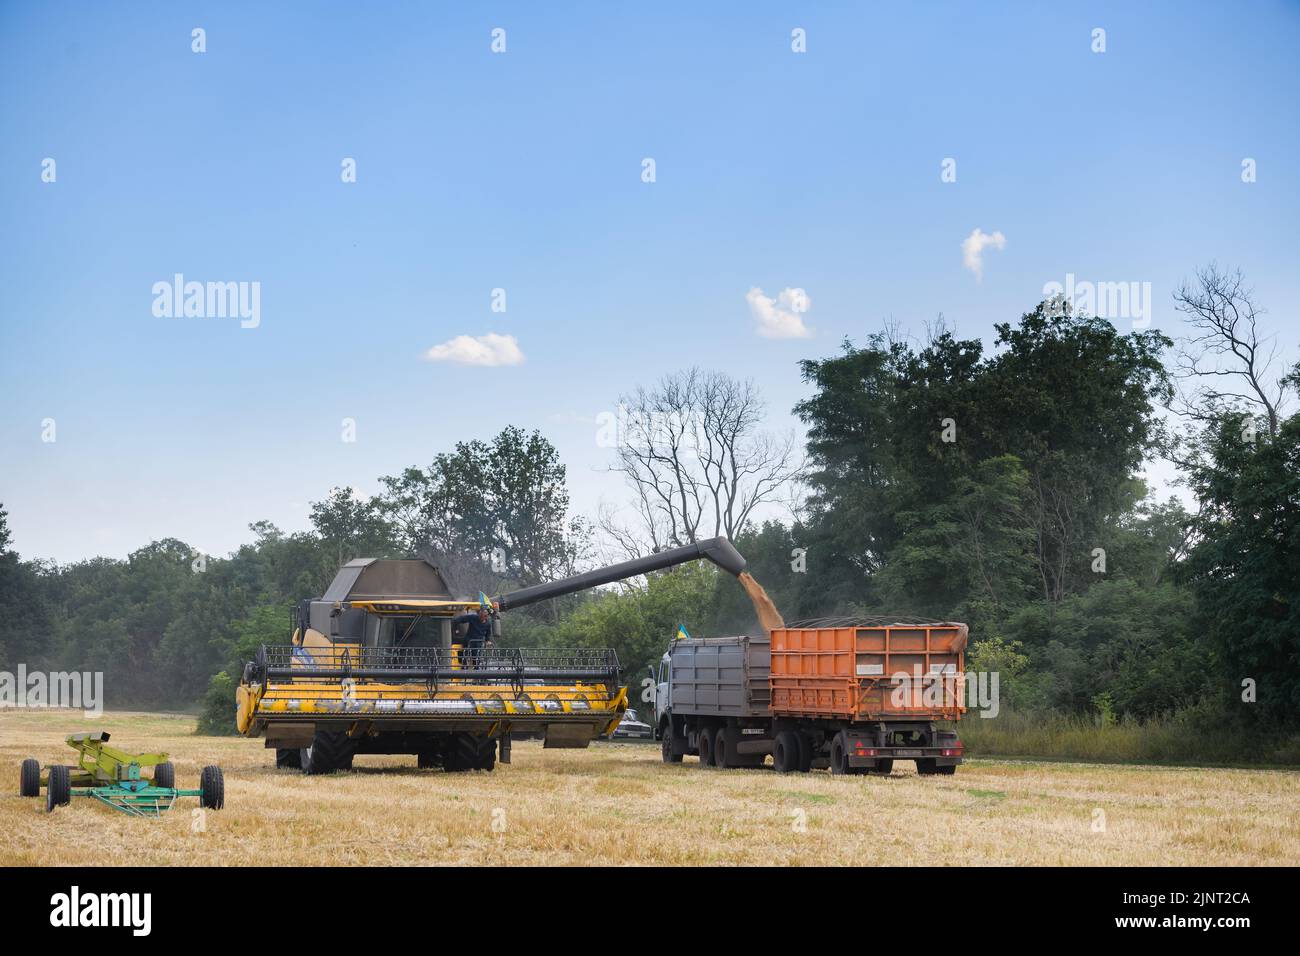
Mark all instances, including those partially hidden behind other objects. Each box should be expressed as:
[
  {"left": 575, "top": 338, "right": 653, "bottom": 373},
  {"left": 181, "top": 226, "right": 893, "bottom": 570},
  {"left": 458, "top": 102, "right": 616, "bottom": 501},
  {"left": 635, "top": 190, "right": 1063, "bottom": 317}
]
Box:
[
  {"left": 20, "top": 758, "right": 40, "bottom": 797},
  {"left": 773, "top": 731, "right": 801, "bottom": 773},
  {"left": 797, "top": 734, "right": 813, "bottom": 773},
  {"left": 829, "top": 734, "right": 850, "bottom": 775},
  {"left": 935, "top": 764, "right": 956, "bottom": 776},
  {"left": 199, "top": 765, "right": 225, "bottom": 809},
  {"left": 46, "top": 765, "right": 71, "bottom": 812},
  {"left": 153, "top": 762, "right": 175, "bottom": 789},
  {"left": 868, "top": 759, "right": 894, "bottom": 775},
  {"left": 275, "top": 748, "right": 302, "bottom": 770}
]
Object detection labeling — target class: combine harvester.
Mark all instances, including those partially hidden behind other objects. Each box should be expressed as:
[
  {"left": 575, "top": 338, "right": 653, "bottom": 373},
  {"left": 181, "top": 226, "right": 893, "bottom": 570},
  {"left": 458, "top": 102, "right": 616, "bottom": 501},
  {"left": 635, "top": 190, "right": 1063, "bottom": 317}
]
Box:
[{"left": 236, "top": 538, "right": 747, "bottom": 773}]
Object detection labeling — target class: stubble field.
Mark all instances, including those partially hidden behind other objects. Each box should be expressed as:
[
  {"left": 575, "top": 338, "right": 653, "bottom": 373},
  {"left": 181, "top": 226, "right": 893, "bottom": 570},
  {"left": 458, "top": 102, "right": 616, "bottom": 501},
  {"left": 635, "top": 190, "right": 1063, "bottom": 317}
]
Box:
[{"left": 2, "top": 710, "right": 1296, "bottom": 866}]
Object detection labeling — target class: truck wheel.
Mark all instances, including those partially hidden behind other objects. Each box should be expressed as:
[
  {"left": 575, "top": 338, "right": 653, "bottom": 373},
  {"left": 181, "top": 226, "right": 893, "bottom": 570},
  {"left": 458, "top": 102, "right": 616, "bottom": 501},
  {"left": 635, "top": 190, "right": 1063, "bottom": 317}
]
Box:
[
  {"left": 714, "top": 728, "right": 732, "bottom": 769},
  {"left": 153, "top": 762, "right": 175, "bottom": 789},
  {"left": 20, "top": 758, "right": 40, "bottom": 797},
  {"left": 275, "top": 748, "right": 302, "bottom": 770},
  {"left": 829, "top": 734, "right": 850, "bottom": 775},
  {"left": 868, "top": 759, "right": 894, "bottom": 776},
  {"left": 46, "top": 765, "right": 71, "bottom": 812},
  {"left": 773, "top": 731, "right": 800, "bottom": 773},
  {"left": 698, "top": 728, "right": 715, "bottom": 766},
  {"left": 199, "top": 765, "right": 225, "bottom": 809},
  {"left": 661, "top": 732, "right": 682, "bottom": 764}
]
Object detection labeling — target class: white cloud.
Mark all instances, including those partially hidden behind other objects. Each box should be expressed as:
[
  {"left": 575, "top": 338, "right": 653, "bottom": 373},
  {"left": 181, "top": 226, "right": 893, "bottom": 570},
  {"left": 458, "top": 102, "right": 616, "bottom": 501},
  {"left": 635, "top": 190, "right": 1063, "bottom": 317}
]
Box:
[
  {"left": 745, "top": 286, "right": 813, "bottom": 339},
  {"left": 423, "top": 332, "right": 525, "bottom": 366},
  {"left": 961, "top": 228, "right": 1006, "bottom": 281}
]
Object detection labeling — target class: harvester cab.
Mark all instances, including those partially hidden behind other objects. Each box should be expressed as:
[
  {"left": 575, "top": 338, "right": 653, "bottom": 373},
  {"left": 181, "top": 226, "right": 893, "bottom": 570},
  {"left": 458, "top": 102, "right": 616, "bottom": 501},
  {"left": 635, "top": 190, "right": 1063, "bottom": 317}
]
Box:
[{"left": 237, "top": 538, "right": 748, "bottom": 774}]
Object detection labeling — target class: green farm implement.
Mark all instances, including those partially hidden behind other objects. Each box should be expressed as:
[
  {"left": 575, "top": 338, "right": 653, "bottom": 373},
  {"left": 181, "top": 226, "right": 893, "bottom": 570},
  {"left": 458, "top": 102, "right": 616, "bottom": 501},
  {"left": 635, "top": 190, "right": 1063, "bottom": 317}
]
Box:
[{"left": 19, "top": 731, "right": 225, "bottom": 817}]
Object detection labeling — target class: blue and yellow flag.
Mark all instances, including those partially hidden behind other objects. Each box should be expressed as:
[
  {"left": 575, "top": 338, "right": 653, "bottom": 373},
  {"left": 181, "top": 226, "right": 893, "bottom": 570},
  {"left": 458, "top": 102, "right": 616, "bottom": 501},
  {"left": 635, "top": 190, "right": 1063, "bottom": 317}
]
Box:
[
  {"left": 675, "top": 624, "right": 690, "bottom": 641},
  {"left": 478, "top": 592, "right": 492, "bottom": 609}
]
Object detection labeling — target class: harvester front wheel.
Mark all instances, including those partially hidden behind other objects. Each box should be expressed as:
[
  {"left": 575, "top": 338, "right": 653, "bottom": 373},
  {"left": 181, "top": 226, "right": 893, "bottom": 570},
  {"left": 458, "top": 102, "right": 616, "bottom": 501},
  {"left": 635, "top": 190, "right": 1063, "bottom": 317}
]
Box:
[
  {"left": 200, "top": 765, "right": 225, "bottom": 809},
  {"left": 444, "top": 733, "right": 495, "bottom": 772},
  {"left": 275, "top": 749, "right": 302, "bottom": 770},
  {"left": 301, "top": 730, "right": 356, "bottom": 775},
  {"left": 46, "top": 765, "right": 71, "bottom": 812},
  {"left": 154, "top": 762, "right": 175, "bottom": 789},
  {"left": 20, "top": 758, "right": 40, "bottom": 797}
]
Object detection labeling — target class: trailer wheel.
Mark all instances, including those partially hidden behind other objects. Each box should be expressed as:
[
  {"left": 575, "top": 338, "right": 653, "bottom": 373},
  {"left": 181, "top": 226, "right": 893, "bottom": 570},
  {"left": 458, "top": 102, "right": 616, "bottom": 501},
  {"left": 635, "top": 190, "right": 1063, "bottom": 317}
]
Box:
[
  {"left": 153, "top": 762, "right": 175, "bottom": 789},
  {"left": 275, "top": 748, "right": 302, "bottom": 770},
  {"left": 796, "top": 735, "right": 813, "bottom": 773},
  {"left": 199, "top": 765, "right": 225, "bottom": 809},
  {"left": 46, "top": 765, "right": 71, "bottom": 812},
  {"left": 773, "top": 731, "right": 800, "bottom": 773},
  {"left": 20, "top": 758, "right": 40, "bottom": 797},
  {"left": 697, "top": 727, "right": 715, "bottom": 767},
  {"left": 829, "top": 734, "right": 850, "bottom": 775},
  {"left": 934, "top": 764, "right": 956, "bottom": 776},
  {"left": 660, "top": 732, "right": 682, "bottom": 764},
  {"left": 868, "top": 759, "right": 894, "bottom": 776}
]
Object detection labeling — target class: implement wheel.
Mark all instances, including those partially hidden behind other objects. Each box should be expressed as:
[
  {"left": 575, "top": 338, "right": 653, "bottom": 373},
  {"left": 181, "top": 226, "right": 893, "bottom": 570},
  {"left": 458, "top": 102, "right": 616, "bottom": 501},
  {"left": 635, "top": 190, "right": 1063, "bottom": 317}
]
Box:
[
  {"left": 275, "top": 749, "right": 302, "bottom": 770},
  {"left": 154, "top": 762, "right": 175, "bottom": 789},
  {"left": 46, "top": 765, "right": 71, "bottom": 812},
  {"left": 20, "top": 758, "right": 40, "bottom": 797},
  {"left": 199, "top": 765, "right": 225, "bottom": 810}
]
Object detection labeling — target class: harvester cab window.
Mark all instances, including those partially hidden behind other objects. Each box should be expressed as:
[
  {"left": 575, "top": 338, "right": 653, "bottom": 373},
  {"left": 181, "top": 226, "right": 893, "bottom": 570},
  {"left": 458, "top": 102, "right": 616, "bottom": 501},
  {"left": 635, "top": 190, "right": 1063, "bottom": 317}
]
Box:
[{"left": 379, "top": 615, "right": 442, "bottom": 649}]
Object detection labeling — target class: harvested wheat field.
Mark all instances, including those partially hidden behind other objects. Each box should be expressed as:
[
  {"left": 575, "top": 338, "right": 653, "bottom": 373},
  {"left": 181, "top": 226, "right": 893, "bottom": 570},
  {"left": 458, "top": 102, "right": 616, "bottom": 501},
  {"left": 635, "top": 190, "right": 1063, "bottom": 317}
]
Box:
[{"left": 2, "top": 710, "right": 1296, "bottom": 866}]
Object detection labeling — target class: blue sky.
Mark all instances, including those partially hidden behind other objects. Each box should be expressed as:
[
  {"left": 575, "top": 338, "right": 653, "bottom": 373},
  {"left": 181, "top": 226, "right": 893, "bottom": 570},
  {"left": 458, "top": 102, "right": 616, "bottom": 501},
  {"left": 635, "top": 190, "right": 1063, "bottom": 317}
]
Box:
[{"left": 2, "top": 1, "right": 1298, "bottom": 562}]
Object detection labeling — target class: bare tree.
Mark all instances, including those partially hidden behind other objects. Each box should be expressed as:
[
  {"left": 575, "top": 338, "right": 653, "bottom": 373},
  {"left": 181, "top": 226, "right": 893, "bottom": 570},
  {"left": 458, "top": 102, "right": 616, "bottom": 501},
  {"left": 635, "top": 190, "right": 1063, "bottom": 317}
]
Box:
[
  {"left": 602, "top": 369, "right": 801, "bottom": 551},
  {"left": 1172, "top": 263, "right": 1291, "bottom": 437}
]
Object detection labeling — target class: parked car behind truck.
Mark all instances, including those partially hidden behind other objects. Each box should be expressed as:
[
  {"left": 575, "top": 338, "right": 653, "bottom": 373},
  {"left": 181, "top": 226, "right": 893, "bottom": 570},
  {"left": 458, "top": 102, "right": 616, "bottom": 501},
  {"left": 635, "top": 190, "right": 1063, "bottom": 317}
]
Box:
[{"left": 654, "top": 622, "right": 967, "bottom": 775}]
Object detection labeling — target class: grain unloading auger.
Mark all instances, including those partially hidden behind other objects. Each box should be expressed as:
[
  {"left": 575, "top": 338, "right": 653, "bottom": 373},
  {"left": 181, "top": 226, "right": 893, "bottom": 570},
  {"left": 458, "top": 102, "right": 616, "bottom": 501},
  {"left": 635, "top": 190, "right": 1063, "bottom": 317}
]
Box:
[{"left": 236, "top": 537, "right": 747, "bottom": 773}]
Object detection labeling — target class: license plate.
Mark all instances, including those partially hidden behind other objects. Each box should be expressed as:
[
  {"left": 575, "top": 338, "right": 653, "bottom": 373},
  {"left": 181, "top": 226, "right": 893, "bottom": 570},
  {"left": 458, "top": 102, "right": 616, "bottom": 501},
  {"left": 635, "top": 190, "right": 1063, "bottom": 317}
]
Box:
[{"left": 894, "top": 749, "right": 922, "bottom": 757}]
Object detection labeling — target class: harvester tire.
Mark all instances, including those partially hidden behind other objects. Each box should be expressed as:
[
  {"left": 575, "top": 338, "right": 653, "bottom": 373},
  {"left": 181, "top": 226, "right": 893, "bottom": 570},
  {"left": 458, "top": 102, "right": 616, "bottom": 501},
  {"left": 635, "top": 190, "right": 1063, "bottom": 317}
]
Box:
[
  {"left": 154, "top": 762, "right": 175, "bottom": 789},
  {"left": 417, "top": 749, "right": 441, "bottom": 769},
  {"left": 20, "top": 758, "right": 40, "bottom": 797},
  {"left": 773, "top": 731, "right": 800, "bottom": 773},
  {"left": 46, "top": 765, "right": 71, "bottom": 812},
  {"left": 301, "top": 730, "right": 356, "bottom": 775},
  {"left": 200, "top": 765, "right": 225, "bottom": 809},
  {"left": 829, "top": 734, "right": 849, "bottom": 775},
  {"left": 444, "top": 733, "right": 495, "bottom": 772},
  {"left": 275, "top": 749, "right": 302, "bottom": 770}
]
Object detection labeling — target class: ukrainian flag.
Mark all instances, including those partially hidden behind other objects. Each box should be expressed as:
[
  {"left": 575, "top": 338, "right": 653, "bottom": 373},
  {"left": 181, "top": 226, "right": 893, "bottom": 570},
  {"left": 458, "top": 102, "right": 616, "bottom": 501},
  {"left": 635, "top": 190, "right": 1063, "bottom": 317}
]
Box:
[
  {"left": 675, "top": 624, "right": 690, "bottom": 641},
  {"left": 478, "top": 591, "right": 491, "bottom": 608}
]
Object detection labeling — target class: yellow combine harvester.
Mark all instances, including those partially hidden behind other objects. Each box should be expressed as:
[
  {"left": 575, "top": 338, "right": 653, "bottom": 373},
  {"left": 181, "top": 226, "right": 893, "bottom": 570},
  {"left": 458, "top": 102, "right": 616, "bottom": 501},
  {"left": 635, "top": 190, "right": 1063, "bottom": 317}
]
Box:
[{"left": 236, "top": 537, "right": 747, "bottom": 773}]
